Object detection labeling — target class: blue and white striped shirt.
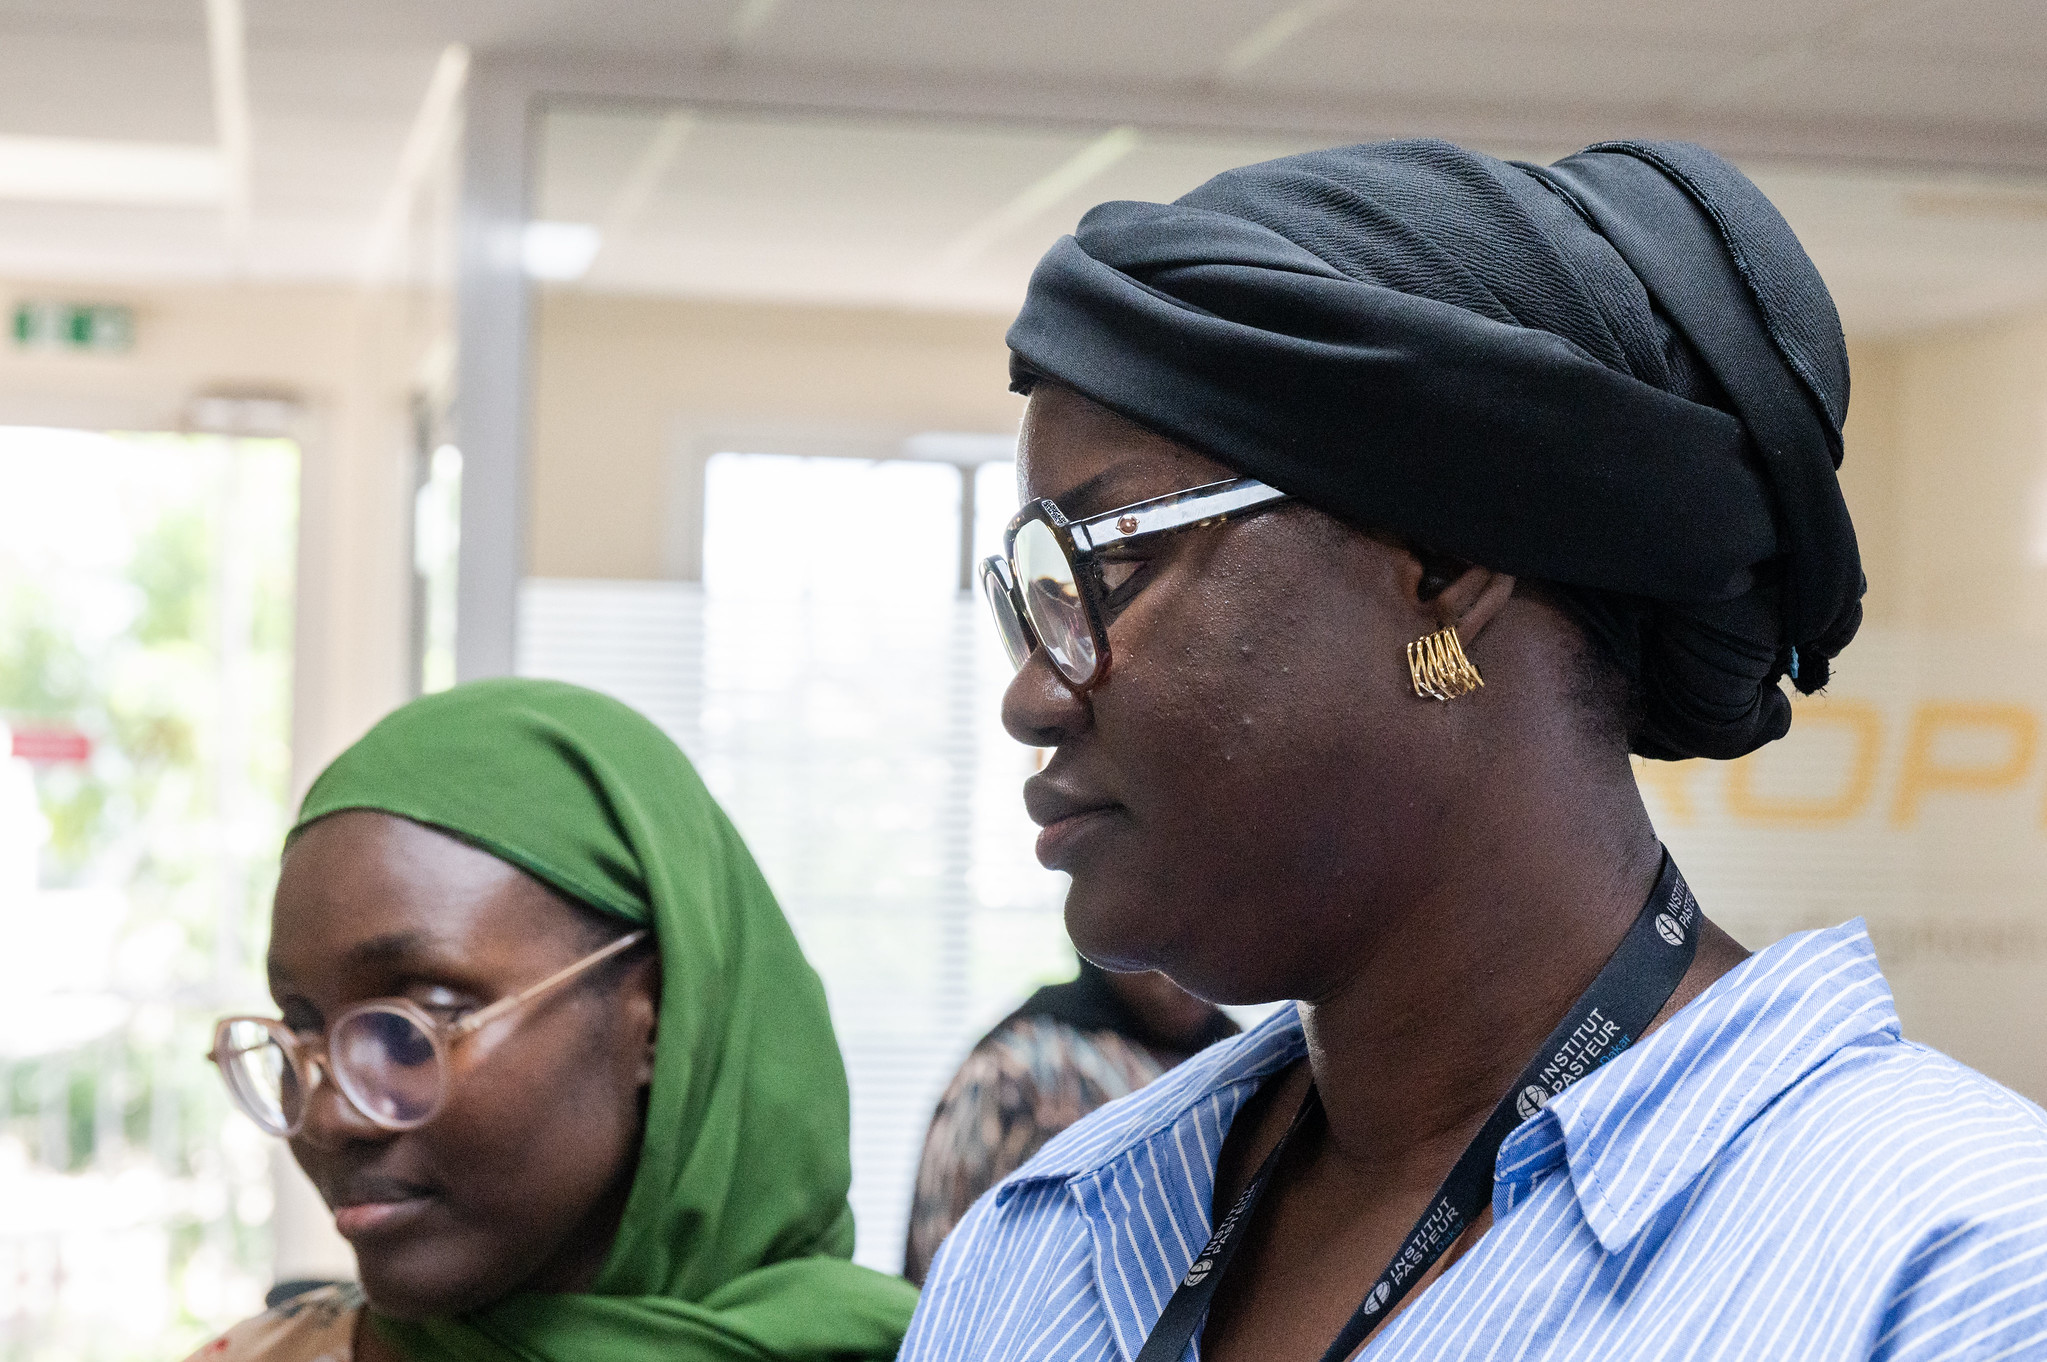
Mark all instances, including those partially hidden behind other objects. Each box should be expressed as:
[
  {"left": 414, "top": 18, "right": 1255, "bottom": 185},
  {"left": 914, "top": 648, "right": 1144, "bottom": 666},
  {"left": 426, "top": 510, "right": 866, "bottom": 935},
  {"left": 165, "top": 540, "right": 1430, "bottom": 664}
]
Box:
[{"left": 902, "top": 922, "right": 2047, "bottom": 1360}]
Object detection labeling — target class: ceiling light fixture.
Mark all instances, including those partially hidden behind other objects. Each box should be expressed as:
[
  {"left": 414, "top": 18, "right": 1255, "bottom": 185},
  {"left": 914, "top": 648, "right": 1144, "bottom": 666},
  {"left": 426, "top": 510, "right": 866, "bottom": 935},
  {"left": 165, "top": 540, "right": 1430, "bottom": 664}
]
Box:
[
  {"left": 0, "top": 135, "right": 227, "bottom": 205},
  {"left": 522, "top": 221, "right": 603, "bottom": 281}
]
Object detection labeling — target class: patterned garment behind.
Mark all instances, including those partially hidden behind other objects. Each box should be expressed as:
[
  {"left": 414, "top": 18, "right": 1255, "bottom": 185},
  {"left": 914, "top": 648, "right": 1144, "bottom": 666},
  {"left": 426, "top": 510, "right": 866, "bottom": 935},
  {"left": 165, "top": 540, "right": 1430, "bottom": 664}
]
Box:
[
  {"left": 903, "top": 1015, "right": 1172, "bottom": 1285},
  {"left": 183, "top": 1283, "right": 362, "bottom": 1361}
]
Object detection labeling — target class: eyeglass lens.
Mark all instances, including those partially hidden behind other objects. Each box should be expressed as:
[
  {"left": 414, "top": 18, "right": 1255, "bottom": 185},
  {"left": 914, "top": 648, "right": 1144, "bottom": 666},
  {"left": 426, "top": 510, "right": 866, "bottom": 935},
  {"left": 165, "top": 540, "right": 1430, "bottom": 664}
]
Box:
[
  {"left": 217, "top": 1006, "right": 445, "bottom": 1135},
  {"left": 981, "top": 564, "right": 1034, "bottom": 671},
  {"left": 218, "top": 1018, "right": 298, "bottom": 1135},
  {"left": 1011, "top": 519, "right": 1098, "bottom": 685},
  {"left": 331, "top": 1008, "right": 442, "bottom": 1127}
]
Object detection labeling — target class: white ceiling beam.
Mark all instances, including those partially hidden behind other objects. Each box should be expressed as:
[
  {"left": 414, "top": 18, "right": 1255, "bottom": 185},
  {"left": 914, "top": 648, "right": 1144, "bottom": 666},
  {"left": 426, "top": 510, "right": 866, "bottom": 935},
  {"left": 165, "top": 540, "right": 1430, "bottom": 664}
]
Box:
[
  {"left": 359, "top": 44, "right": 472, "bottom": 282},
  {"left": 1218, "top": 0, "right": 1356, "bottom": 79},
  {"left": 597, "top": 110, "right": 697, "bottom": 253},
  {"left": 203, "top": 0, "right": 252, "bottom": 260},
  {"left": 918, "top": 126, "right": 1143, "bottom": 286},
  {"left": 476, "top": 51, "right": 2047, "bottom": 178},
  {"left": 724, "top": 0, "right": 786, "bottom": 53}
]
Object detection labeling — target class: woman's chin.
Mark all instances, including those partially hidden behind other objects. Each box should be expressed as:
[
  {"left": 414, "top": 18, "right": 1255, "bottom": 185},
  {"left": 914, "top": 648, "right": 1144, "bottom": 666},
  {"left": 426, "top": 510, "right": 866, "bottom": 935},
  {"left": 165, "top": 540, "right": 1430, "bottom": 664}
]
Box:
[
  {"left": 1067, "top": 892, "right": 1301, "bottom": 1007},
  {"left": 1063, "top": 888, "right": 1179, "bottom": 975},
  {"left": 356, "top": 1276, "right": 446, "bottom": 1323},
  {"left": 355, "top": 1251, "right": 506, "bottom": 1323}
]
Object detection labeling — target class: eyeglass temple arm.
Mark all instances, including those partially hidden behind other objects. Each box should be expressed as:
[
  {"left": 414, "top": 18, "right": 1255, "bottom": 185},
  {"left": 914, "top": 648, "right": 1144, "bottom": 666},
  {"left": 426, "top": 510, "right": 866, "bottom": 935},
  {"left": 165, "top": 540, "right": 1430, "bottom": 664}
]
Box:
[
  {"left": 1069, "top": 479, "right": 1286, "bottom": 554},
  {"left": 446, "top": 928, "right": 651, "bottom": 1039}
]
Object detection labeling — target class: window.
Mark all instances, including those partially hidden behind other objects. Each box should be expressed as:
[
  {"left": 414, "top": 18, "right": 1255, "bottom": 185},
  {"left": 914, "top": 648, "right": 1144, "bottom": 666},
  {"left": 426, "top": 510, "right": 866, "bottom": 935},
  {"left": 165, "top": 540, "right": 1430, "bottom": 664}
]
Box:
[
  {"left": 519, "top": 451, "right": 1071, "bottom": 1270},
  {"left": 0, "top": 427, "right": 297, "bottom": 1357}
]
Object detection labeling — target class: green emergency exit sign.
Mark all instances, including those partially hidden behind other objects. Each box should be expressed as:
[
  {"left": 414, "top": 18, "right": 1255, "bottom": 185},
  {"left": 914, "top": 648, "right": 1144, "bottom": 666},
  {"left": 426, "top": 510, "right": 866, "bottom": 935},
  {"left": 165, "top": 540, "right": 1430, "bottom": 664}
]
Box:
[{"left": 12, "top": 301, "right": 134, "bottom": 353}]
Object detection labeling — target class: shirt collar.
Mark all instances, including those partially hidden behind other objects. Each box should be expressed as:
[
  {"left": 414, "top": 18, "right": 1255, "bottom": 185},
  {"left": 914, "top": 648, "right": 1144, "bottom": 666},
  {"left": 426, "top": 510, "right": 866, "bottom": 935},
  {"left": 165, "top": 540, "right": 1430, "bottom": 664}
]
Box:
[
  {"left": 1497, "top": 920, "right": 1901, "bottom": 1252},
  {"left": 995, "top": 920, "right": 1901, "bottom": 1256},
  {"left": 993, "top": 1002, "right": 1306, "bottom": 1201}
]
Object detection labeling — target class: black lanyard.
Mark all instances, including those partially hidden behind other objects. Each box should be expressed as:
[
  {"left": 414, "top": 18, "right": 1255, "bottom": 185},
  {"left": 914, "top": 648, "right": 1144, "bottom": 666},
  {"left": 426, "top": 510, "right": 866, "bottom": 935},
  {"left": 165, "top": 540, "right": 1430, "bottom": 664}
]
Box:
[{"left": 1133, "top": 854, "right": 1700, "bottom": 1362}]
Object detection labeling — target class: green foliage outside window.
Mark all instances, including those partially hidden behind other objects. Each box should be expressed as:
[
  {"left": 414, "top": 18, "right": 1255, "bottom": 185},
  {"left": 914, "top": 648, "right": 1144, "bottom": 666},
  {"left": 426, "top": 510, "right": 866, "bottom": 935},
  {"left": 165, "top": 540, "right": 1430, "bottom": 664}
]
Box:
[{"left": 0, "top": 430, "right": 297, "bottom": 1361}]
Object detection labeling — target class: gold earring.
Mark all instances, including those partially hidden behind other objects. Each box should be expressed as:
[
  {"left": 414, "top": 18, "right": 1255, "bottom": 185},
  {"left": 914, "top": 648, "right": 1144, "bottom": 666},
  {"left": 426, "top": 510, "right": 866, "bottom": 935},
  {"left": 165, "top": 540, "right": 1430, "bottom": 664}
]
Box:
[{"left": 1407, "top": 625, "right": 1484, "bottom": 701}]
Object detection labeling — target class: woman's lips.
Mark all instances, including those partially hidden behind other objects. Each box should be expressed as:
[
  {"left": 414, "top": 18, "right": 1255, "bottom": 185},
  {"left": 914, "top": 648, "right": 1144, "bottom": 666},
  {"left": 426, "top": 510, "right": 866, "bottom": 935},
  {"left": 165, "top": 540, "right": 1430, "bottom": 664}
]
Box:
[
  {"left": 332, "top": 1196, "right": 435, "bottom": 1241},
  {"left": 1024, "top": 772, "right": 1125, "bottom": 870},
  {"left": 1034, "top": 805, "right": 1120, "bottom": 869}
]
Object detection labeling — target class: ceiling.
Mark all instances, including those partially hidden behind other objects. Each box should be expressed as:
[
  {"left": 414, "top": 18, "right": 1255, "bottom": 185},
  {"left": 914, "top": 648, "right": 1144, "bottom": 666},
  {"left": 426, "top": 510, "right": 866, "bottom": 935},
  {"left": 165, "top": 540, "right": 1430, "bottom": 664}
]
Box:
[
  {"left": 0, "top": 0, "right": 2045, "bottom": 336},
  {"left": 533, "top": 103, "right": 2047, "bottom": 336}
]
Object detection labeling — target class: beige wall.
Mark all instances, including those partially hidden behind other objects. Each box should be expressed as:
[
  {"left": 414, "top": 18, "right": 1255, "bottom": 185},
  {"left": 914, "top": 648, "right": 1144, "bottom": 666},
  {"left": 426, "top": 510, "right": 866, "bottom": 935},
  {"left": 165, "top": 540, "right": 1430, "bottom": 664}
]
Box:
[
  {"left": 1843, "top": 319, "right": 2047, "bottom": 633},
  {"left": 530, "top": 292, "right": 1019, "bottom": 581}
]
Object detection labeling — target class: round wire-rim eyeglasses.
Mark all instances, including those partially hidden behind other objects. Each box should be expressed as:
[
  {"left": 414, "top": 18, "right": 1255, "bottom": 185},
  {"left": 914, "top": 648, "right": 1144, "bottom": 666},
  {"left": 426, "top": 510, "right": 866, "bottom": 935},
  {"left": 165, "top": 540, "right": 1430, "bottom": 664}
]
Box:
[
  {"left": 208, "top": 928, "right": 650, "bottom": 1138},
  {"left": 979, "top": 477, "right": 1289, "bottom": 692}
]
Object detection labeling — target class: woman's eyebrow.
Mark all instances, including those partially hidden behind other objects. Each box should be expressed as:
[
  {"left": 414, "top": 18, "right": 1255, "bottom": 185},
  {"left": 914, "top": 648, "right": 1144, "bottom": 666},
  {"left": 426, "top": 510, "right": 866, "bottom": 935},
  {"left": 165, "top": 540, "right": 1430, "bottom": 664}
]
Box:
[
  {"left": 270, "top": 929, "right": 461, "bottom": 979},
  {"left": 1046, "top": 462, "right": 1139, "bottom": 521},
  {"left": 341, "top": 930, "right": 456, "bottom": 968}
]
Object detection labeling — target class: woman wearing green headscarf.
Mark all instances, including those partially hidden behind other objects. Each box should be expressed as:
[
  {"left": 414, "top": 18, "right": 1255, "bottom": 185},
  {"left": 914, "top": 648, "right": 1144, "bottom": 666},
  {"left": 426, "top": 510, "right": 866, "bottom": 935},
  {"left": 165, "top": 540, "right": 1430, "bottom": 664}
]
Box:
[{"left": 185, "top": 678, "right": 917, "bottom": 1362}]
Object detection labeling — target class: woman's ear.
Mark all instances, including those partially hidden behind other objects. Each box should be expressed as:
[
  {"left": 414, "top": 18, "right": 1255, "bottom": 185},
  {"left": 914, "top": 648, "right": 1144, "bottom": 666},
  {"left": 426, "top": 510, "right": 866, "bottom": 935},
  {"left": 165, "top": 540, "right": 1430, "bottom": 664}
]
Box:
[
  {"left": 623, "top": 955, "right": 661, "bottom": 1088},
  {"left": 1439, "top": 566, "right": 1517, "bottom": 643},
  {"left": 1395, "top": 546, "right": 1518, "bottom": 643}
]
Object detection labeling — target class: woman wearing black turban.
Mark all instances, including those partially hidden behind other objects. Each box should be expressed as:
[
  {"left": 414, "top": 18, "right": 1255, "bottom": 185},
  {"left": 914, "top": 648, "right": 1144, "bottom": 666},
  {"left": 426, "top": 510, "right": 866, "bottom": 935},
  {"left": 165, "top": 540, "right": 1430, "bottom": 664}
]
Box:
[{"left": 901, "top": 141, "right": 2047, "bottom": 1362}]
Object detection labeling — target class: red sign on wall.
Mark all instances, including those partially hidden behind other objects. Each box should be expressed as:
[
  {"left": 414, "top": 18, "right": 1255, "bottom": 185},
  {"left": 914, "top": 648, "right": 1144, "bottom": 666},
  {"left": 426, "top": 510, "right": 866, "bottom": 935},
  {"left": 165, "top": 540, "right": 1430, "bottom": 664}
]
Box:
[{"left": 10, "top": 727, "right": 91, "bottom": 764}]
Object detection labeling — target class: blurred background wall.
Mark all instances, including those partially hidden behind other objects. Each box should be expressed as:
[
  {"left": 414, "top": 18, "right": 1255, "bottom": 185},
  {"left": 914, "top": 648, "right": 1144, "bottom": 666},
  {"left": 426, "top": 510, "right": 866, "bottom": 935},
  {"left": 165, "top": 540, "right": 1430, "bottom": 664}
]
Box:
[{"left": 0, "top": 1, "right": 2045, "bottom": 1355}]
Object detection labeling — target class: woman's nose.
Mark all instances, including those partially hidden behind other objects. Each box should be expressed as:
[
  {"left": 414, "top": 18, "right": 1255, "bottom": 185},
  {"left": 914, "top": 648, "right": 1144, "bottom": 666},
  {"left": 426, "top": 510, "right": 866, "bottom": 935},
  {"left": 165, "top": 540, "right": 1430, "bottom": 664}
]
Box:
[
  {"left": 1001, "top": 651, "right": 1092, "bottom": 749},
  {"left": 294, "top": 1058, "right": 393, "bottom": 1148}
]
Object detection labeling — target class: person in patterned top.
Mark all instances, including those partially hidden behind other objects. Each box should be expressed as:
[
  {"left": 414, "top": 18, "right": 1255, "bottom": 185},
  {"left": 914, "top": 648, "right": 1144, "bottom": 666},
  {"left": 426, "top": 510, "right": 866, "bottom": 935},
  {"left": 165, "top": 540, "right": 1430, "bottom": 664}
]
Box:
[
  {"left": 188, "top": 1283, "right": 364, "bottom": 1362},
  {"left": 904, "top": 959, "right": 1236, "bottom": 1283}
]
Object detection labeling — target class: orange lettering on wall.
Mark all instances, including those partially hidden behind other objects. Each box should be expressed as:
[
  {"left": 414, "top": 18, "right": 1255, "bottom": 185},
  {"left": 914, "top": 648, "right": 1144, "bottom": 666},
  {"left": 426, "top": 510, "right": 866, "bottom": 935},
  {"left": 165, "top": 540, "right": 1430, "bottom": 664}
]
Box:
[
  {"left": 1632, "top": 756, "right": 1698, "bottom": 824},
  {"left": 1890, "top": 702, "right": 2040, "bottom": 825},
  {"left": 1727, "top": 699, "right": 1884, "bottom": 825}
]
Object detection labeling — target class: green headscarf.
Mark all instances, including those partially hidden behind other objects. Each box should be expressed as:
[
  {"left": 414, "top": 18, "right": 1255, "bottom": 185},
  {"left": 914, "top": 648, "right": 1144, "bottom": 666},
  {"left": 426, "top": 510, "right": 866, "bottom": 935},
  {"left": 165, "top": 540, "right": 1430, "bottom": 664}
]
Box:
[{"left": 292, "top": 678, "right": 918, "bottom": 1362}]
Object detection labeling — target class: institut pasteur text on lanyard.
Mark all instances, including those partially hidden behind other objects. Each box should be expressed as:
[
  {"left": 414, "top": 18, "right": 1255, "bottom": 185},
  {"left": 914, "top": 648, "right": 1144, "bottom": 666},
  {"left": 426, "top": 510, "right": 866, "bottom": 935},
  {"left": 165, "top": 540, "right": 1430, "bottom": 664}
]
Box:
[{"left": 1132, "top": 854, "right": 1701, "bottom": 1362}]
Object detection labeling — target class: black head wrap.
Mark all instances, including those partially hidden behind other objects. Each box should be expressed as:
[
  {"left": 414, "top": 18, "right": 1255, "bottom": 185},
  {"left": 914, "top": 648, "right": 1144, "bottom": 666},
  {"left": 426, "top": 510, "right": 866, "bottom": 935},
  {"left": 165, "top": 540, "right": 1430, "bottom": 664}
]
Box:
[{"left": 1007, "top": 139, "right": 1863, "bottom": 761}]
